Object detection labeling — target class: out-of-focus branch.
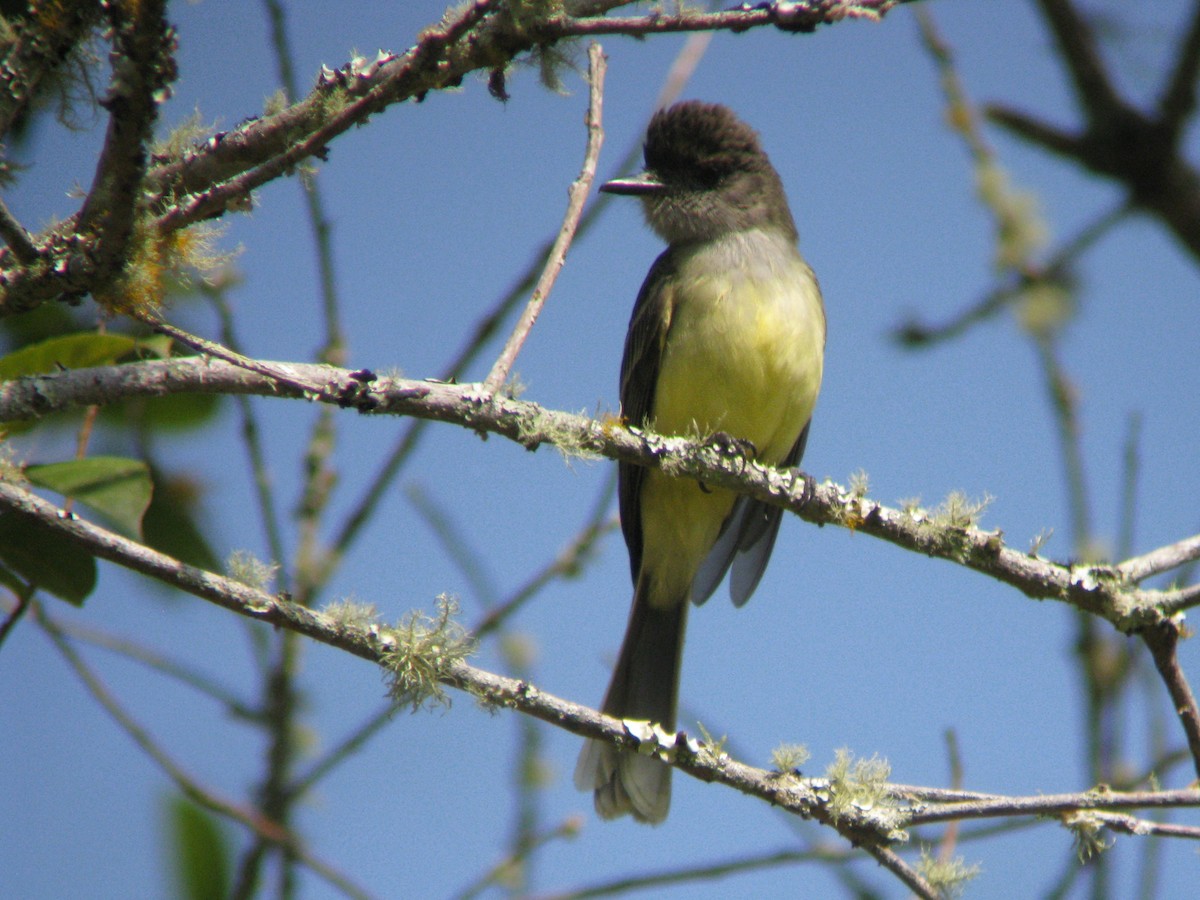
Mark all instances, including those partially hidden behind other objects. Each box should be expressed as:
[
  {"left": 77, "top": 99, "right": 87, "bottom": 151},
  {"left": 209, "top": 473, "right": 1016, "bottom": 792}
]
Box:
[
  {"left": 1158, "top": 0, "right": 1200, "bottom": 130},
  {"left": 986, "top": 0, "right": 1200, "bottom": 262},
  {"left": 1033, "top": 0, "right": 1119, "bottom": 117}
]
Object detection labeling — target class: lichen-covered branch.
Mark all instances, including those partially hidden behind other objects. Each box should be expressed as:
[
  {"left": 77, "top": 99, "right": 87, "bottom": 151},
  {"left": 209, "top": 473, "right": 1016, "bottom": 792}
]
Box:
[
  {"left": 0, "top": 474, "right": 1195, "bottom": 894},
  {"left": 0, "top": 0, "right": 915, "bottom": 317},
  {"left": 1, "top": 355, "right": 1193, "bottom": 635}
]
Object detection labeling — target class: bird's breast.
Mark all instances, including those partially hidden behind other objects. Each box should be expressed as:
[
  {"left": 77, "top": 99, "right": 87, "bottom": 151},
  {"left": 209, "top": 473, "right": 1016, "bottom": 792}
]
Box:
[{"left": 651, "top": 229, "right": 825, "bottom": 463}]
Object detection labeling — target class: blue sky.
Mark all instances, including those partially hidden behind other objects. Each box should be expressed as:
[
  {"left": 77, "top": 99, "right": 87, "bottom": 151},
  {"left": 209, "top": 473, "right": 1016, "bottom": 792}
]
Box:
[{"left": 4, "top": 2, "right": 1200, "bottom": 898}]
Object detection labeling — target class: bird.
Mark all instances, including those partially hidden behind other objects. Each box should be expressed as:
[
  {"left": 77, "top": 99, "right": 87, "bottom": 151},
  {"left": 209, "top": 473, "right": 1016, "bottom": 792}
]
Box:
[{"left": 574, "top": 101, "right": 827, "bottom": 823}]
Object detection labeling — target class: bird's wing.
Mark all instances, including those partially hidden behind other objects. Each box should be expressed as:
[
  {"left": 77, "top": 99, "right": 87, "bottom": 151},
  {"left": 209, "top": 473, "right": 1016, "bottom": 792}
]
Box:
[{"left": 617, "top": 248, "right": 679, "bottom": 584}]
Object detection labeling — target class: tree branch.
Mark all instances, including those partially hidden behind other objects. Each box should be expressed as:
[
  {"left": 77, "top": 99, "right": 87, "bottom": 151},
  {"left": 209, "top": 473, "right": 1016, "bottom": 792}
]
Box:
[
  {"left": 0, "top": 355, "right": 1190, "bottom": 633},
  {"left": 0, "top": 475, "right": 1196, "bottom": 896},
  {"left": 77, "top": 1, "right": 177, "bottom": 294},
  {"left": 0, "top": 0, "right": 915, "bottom": 317}
]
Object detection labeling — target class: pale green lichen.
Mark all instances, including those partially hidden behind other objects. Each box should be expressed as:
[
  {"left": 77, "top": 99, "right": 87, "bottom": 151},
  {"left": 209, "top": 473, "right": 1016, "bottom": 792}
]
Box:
[
  {"left": 226, "top": 549, "right": 278, "bottom": 592},
  {"left": 322, "top": 596, "right": 380, "bottom": 630},
  {"left": 382, "top": 595, "right": 476, "bottom": 712},
  {"left": 931, "top": 490, "right": 992, "bottom": 529},
  {"left": 824, "top": 748, "right": 895, "bottom": 822},
  {"left": 770, "top": 743, "right": 811, "bottom": 772},
  {"left": 916, "top": 847, "right": 981, "bottom": 898}
]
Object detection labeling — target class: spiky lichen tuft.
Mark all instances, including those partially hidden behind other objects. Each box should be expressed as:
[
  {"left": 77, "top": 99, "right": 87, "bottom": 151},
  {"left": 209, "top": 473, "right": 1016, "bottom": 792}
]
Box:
[
  {"left": 696, "top": 721, "right": 727, "bottom": 757},
  {"left": 771, "top": 743, "right": 811, "bottom": 772},
  {"left": 1065, "top": 812, "right": 1112, "bottom": 861},
  {"left": 226, "top": 550, "right": 278, "bottom": 592},
  {"left": 153, "top": 109, "right": 217, "bottom": 160},
  {"left": 931, "top": 490, "right": 991, "bottom": 529},
  {"left": 916, "top": 847, "right": 981, "bottom": 898},
  {"left": 1029, "top": 527, "right": 1053, "bottom": 556},
  {"left": 322, "top": 597, "right": 380, "bottom": 630},
  {"left": 848, "top": 469, "right": 870, "bottom": 498},
  {"left": 824, "top": 748, "right": 894, "bottom": 822},
  {"left": 382, "top": 595, "right": 476, "bottom": 713},
  {"left": 263, "top": 88, "right": 288, "bottom": 117}
]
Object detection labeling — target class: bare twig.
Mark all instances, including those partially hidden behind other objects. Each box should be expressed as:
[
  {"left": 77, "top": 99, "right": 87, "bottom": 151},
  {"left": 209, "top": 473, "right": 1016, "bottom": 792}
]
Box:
[
  {"left": 474, "top": 478, "right": 618, "bottom": 638},
  {"left": 454, "top": 818, "right": 582, "bottom": 900},
  {"left": 539, "top": 844, "right": 855, "bottom": 900},
  {"left": 1119, "top": 534, "right": 1200, "bottom": 583},
  {"left": 46, "top": 612, "right": 258, "bottom": 720},
  {"left": 896, "top": 203, "right": 1127, "bottom": 347},
  {"left": 1142, "top": 620, "right": 1200, "bottom": 780},
  {"left": 1159, "top": 0, "right": 1200, "bottom": 128},
  {"left": 0, "top": 0, "right": 907, "bottom": 317},
  {"left": 0, "top": 196, "right": 37, "bottom": 263},
  {"left": 937, "top": 728, "right": 964, "bottom": 863},
  {"left": 483, "top": 43, "right": 607, "bottom": 395},
  {"left": 0, "top": 582, "right": 35, "bottom": 650},
  {"left": 1033, "top": 0, "right": 1119, "bottom": 116},
  {"left": 210, "top": 287, "right": 290, "bottom": 592}
]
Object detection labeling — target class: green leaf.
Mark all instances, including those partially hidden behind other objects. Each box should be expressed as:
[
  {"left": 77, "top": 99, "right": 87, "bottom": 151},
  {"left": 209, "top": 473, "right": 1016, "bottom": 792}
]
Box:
[
  {"left": 25, "top": 457, "right": 153, "bottom": 537},
  {"left": 0, "top": 332, "right": 138, "bottom": 380},
  {"left": 142, "top": 470, "right": 220, "bottom": 572},
  {"left": 102, "top": 391, "right": 223, "bottom": 433},
  {"left": 0, "top": 511, "right": 97, "bottom": 605},
  {"left": 165, "top": 795, "right": 231, "bottom": 900}
]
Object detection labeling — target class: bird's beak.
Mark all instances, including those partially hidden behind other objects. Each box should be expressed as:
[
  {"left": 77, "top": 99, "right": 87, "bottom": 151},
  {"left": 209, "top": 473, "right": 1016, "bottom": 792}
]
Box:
[{"left": 600, "top": 172, "right": 666, "bottom": 196}]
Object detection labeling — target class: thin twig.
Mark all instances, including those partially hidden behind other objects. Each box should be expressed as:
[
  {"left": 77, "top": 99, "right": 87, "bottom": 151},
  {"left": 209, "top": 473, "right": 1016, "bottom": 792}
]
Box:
[
  {"left": 538, "top": 844, "right": 855, "bottom": 900},
  {"left": 483, "top": 43, "right": 607, "bottom": 394},
  {"left": 48, "top": 612, "right": 259, "bottom": 721},
  {"left": 0, "top": 196, "right": 37, "bottom": 262},
  {"left": 1142, "top": 620, "right": 1200, "bottom": 780},
  {"left": 286, "top": 702, "right": 394, "bottom": 801},
  {"left": 936, "top": 728, "right": 964, "bottom": 863},
  {"left": 210, "top": 287, "right": 291, "bottom": 592},
  {"left": 0, "top": 582, "right": 35, "bottom": 650},
  {"left": 1120, "top": 534, "right": 1200, "bottom": 583},
  {"left": 454, "top": 818, "right": 581, "bottom": 900}
]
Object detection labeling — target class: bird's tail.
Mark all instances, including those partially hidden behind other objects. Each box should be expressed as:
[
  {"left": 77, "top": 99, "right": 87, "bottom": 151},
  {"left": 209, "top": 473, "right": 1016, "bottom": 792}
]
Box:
[{"left": 574, "top": 587, "right": 688, "bottom": 824}]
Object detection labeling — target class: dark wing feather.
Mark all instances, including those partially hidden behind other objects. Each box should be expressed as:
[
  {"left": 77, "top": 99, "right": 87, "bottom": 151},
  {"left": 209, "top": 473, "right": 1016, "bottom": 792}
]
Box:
[
  {"left": 727, "top": 420, "right": 812, "bottom": 606},
  {"left": 617, "top": 248, "right": 679, "bottom": 584}
]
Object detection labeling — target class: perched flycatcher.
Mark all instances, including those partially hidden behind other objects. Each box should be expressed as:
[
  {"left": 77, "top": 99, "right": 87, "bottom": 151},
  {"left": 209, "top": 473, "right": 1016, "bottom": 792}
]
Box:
[{"left": 575, "top": 102, "right": 826, "bottom": 823}]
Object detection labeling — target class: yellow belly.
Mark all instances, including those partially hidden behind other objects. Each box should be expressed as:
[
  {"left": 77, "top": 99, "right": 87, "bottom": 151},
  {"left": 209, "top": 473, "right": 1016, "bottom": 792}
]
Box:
[{"left": 638, "top": 230, "right": 825, "bottom": 607}]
